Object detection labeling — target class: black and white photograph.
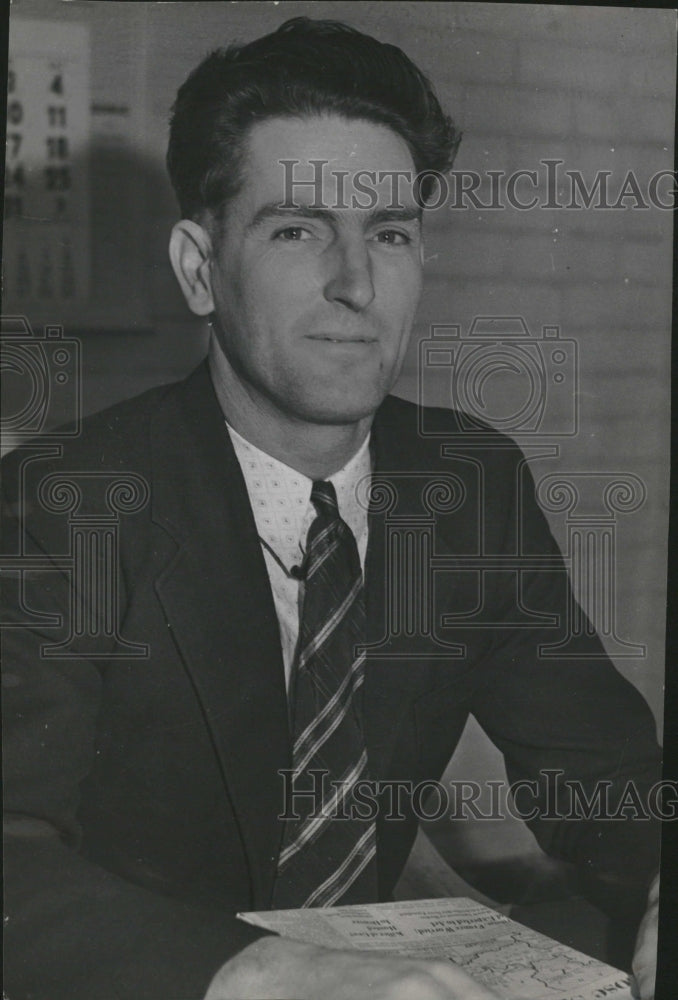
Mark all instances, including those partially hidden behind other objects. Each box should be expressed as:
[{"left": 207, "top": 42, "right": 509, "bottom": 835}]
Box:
[{"left": 1, "top": 3, "right": 675, "bottom": 998}]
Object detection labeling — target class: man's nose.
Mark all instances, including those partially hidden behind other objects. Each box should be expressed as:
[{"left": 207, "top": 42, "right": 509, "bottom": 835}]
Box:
[{"left": 323, "top": 237, "right": 375, "bottom": 311}]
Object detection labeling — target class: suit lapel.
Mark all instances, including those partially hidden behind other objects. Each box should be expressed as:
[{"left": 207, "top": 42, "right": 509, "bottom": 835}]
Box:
[
  {"left": 146, "top": 372, "right": 471, "bottom": 898},
  {"left": 150, "top": 365, "right": 290, "bottom": 908}
]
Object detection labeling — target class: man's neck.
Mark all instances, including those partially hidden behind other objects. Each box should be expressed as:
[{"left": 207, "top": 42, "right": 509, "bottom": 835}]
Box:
[{"left": 209, "top": 339, "right": 373, "bottom": 480}]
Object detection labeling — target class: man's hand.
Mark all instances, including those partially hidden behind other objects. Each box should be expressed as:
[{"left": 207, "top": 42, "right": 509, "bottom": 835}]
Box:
[
  {"left": 631, "top": 873, "right": 659, "bottom": 1000},
  {"left": 204, "top": 935, "right": 500, "bottom": 999}
]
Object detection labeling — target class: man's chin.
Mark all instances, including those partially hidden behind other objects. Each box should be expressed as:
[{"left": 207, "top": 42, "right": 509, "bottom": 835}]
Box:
[{"left": 292, "top": 392, "right": 387, "bottom": 426}]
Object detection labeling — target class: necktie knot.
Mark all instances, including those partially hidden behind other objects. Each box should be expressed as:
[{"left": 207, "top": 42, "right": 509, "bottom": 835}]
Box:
[
  {"left": 307, "top": 480, "right": 358, "bottom": 577},
  {"left": 310, "top": 480, "right": 339, "bottom": 520}
]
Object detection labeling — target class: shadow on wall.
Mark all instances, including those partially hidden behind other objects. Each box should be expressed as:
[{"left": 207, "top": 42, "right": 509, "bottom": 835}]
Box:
[{"left": 2, "top": 138, "right": 208, "bottom": 435}]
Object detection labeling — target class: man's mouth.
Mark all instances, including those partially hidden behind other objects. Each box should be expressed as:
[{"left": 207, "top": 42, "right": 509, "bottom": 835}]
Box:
[{"left": 307, "top": 335, "right": 377, "bottom": 343}]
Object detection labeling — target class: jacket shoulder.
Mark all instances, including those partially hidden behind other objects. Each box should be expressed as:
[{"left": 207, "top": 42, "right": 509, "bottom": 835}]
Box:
[
  {"left": 1, "top": 377, "right": 183, "bottom": 504},
  {"left": 378, "top": 393, "right": 521, "bottom": 452}
]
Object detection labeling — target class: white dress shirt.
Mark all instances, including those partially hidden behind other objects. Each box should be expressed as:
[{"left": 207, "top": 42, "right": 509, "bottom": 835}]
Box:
[{"left": 226, "top": 423, "right": 371, "bottom": 690}]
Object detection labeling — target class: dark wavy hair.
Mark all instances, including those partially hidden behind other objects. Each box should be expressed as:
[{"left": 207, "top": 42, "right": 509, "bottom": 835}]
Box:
[{"left": 166, "top": 17, "right": 461, "bottom": 222}]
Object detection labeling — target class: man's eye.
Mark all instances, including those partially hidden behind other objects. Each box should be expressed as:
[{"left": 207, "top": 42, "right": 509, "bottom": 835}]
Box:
[
  {"left": 274, "top": 226, "right": 312, "bottom": 241},
  {"left": 374, "top": 230, "right": 411, "bottom": 245}
]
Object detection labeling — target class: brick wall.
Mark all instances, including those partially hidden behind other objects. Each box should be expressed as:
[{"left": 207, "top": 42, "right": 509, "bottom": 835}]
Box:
[{"left": 7, "top": 3, "right": 673, "bottom": 737}]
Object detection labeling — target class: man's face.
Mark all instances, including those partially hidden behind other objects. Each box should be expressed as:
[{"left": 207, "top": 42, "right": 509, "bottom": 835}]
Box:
[{"left": 205, "top": 114, "right": 424, "bottom": 425}]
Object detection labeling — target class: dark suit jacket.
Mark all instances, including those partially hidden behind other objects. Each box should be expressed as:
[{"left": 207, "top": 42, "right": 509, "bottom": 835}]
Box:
[{"left": 2, "top": 362, "right": 661, "bottom": 1000}]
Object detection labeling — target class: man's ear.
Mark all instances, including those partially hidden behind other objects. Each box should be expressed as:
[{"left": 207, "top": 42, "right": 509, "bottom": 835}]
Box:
[{"left": 169, "top": 219, "right": 215, "bottom": 316}]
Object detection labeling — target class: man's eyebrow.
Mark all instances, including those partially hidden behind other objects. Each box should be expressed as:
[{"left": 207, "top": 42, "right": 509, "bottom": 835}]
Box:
[
  {"left": 248, "top": 203, "right": 422, "bottom": 229},
  {"left": 369, "top": 206, "right": 423, "bottom": 225}
]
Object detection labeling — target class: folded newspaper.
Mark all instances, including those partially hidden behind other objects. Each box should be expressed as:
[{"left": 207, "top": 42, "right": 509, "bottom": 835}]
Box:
[{"left": 238, "top": 896, "right": 632, "bottom": 1000}]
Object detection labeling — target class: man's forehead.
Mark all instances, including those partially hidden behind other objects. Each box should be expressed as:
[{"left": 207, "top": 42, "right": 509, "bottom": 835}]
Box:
[
  {"left": 246, "top": 113, "right": 416, "bottom": 161},
  {"left": 240, "top": 114, "right": 421, "bottom": 215}
]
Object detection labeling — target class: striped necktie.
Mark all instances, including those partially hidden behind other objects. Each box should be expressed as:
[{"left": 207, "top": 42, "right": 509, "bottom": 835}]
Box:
[{"left": 272, "top": 480, "right": 378, "bottom": 908}]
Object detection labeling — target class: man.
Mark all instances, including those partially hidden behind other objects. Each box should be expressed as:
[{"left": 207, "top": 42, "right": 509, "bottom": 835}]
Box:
[{"left": 2, "top": 17, "right": 661, "bottom": 1000}]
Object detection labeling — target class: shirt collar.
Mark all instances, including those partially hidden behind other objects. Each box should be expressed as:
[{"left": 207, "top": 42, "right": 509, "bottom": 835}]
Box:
[
  {"left": 209, "top": 336, "right": 371, "bottom": 568},
  {"left": 225, "top": 421, "right": 371, "bottom": 572}
]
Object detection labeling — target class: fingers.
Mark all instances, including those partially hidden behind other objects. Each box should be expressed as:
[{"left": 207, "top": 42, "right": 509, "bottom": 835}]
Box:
[
  {"left": 647, "top": 874, "right": 660, "bottom": 906},
  {"left": 631, "top": 896, "right": 658, "bottom": 1000},
  {"left": 632, "top": 945, "right": 657, "bottom": 1000},
  {"left": 630, "top": 968, "right": 655, "bottom": 1000}
]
